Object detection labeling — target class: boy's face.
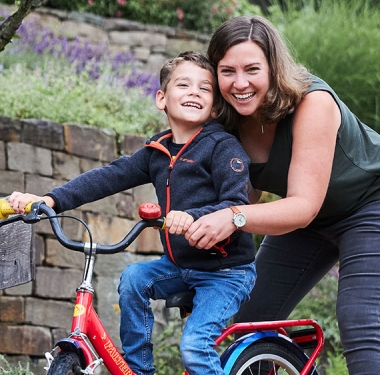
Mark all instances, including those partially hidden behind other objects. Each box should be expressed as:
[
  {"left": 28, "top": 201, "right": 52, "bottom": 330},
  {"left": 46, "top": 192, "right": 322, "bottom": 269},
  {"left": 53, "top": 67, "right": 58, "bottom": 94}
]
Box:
[{"left": 156, "top": 61, "right": 215, "bottom": 128}]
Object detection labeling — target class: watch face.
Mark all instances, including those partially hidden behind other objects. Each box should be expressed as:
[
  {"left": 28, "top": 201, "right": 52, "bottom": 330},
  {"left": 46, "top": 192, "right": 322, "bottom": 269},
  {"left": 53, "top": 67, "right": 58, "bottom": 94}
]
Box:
[{"left": 234, "top": 213, "right": 247, "bottom": 227}]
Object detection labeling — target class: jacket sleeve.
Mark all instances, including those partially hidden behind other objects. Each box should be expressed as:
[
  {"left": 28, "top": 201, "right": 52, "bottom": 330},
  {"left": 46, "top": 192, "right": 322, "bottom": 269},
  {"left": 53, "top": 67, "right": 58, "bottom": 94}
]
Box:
[
  {"left": 185, "top": 136, "right": 251, "bottom": 220},
  {"left": 46, "top": 148, "right": 152, "bottom": 213}
]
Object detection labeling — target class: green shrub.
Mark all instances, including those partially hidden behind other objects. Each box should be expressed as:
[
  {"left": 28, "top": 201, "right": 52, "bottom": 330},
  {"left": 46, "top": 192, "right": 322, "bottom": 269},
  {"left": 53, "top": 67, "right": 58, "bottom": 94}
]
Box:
[
  {"left": 0, "top": 61, "right": 166, "bottom": 137},
  {"left": 0, "top": 355, "right": 34, "bottom": 375},
  {"left": 267, "top": 0, "right": 380, "bottom": 131},
  {"left": 44, "top": 0, "right": 262, "bottom": 34}
]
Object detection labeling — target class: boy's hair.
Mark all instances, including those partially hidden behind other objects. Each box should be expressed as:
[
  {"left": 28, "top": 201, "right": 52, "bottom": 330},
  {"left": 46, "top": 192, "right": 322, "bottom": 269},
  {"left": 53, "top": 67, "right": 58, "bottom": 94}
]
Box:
[{"left": 160, "top": 51, "right": 217, "bottom": 92}]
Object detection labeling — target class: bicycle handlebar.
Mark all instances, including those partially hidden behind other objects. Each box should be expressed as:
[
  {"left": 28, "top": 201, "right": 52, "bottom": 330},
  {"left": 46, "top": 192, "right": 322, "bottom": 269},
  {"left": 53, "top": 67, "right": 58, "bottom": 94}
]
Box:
[{"left": 0, "top": 199, "right": 165, "bottom": 255}]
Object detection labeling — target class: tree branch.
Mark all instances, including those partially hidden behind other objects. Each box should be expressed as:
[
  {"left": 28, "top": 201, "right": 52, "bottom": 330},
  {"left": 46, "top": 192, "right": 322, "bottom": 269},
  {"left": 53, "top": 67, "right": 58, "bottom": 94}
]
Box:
[{"left": 0, "top": 0, "right": 47, "bottom": 53}]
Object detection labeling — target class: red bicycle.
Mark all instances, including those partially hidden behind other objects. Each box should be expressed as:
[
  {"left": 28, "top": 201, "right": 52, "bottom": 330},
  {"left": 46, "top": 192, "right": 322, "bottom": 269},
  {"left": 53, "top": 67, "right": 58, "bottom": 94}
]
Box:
[{"left": 0, "top": 199, "right": 324, "bottom": 375}]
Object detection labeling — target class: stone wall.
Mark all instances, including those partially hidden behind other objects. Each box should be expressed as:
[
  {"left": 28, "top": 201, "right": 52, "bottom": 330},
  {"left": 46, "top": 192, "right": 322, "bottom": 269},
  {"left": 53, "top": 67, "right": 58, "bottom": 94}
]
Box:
[
  {"left": 0, "top": 3, "right": 211, "bottom": 75},
  {"left": 0, "top": 116, "right": 169, "bottom": 373}
]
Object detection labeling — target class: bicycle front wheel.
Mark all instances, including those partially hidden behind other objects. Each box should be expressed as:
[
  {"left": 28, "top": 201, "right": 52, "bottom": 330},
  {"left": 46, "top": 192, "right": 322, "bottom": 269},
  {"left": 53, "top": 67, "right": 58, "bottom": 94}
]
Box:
[
  {"left": 229, "top": 341, "right": 308, "bottom": 375},
  {"left": 47, "top": 352, "right": 83, "bottom": 375}
]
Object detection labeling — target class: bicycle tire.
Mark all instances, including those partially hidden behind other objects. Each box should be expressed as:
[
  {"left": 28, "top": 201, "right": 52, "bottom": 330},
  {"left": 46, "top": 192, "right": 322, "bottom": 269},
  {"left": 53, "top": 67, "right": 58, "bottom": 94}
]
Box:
[
  {"left": 229, "top": 341, "right": 308, "bottom": 375},
  {"left": 47, "top": 352, "right": 83, "bottom": 375}
]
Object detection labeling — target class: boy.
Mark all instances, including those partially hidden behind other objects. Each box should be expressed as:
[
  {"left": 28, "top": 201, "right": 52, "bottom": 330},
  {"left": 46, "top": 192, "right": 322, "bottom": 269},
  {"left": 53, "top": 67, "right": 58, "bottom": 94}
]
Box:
[{"left": 9, "top": 51, "right": 256, "bottom": 375}]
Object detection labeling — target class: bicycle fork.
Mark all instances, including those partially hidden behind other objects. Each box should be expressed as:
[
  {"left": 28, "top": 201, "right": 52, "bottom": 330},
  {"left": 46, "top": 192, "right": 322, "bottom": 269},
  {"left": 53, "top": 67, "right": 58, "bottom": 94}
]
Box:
[{"left": 45, "top": 251, "right": 135, "bottom": 375}]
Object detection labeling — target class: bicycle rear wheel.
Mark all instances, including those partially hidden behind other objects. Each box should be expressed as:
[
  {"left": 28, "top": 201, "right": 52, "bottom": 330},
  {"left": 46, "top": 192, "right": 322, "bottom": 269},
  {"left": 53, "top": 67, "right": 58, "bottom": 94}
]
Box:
[
  {"left": 229, "top": 341, "right": 308, "bottom": 375},
  {"left": 47, "top": 352, "right": 83, "bottom": 375}
]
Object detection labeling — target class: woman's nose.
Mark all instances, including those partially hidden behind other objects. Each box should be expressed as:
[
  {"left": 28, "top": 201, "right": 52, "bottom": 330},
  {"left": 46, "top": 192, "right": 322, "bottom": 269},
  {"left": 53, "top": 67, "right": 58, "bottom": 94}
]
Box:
[{"left": 233, "top": 73, "right": 249, "bottom": 90}]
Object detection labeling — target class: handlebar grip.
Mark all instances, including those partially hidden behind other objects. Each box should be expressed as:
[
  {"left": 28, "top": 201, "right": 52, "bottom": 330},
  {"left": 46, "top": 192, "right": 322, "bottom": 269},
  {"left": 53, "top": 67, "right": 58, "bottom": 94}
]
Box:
[{"left": 0, "top": 198, "right": 33, "bottom": 220}]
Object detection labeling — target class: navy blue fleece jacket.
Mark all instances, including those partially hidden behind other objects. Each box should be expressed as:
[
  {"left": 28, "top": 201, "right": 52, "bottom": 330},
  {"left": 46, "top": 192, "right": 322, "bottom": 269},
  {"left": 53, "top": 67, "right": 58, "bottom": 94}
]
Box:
[{"left": 46, "top": 120, "right": 255, "bottom": 270}]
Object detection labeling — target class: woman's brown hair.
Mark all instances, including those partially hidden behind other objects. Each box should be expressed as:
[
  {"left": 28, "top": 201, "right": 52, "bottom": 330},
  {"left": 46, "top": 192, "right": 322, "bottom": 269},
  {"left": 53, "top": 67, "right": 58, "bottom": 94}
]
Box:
[{"left": 207, "top": 15, "right": 312, "bottom": 131}]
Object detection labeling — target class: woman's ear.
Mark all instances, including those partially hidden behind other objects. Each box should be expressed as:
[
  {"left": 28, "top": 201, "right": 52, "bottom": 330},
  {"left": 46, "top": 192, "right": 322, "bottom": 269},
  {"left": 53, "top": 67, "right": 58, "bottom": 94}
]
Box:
[{"left": 156, "top": 90, "right": 166, "bottom": 111}]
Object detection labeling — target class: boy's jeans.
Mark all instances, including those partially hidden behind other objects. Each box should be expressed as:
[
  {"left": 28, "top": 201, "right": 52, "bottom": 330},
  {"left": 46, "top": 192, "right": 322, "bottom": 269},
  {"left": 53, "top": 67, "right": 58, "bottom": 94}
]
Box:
[{"left": 118, "top": 255, "right": 256, "bottom": 375}]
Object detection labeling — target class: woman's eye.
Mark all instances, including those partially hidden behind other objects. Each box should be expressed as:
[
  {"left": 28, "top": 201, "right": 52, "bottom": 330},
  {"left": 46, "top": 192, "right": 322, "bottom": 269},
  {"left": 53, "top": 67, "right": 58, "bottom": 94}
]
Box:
[{"left": 219, "top": 68, "right": 234, "bottom": 75}]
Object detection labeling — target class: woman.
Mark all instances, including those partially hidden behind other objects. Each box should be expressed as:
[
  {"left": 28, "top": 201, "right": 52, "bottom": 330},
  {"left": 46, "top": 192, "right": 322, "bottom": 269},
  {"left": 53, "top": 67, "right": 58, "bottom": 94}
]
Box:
[{"left": 184, "top": 15, "right": 380, "bottom": 374}]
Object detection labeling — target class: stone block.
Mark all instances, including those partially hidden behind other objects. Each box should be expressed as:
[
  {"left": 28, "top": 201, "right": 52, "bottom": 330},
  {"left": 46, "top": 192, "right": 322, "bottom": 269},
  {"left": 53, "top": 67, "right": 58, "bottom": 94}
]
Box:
[
  {"left": 25, "top": 297, "right": 73, "bottom": 329},
  {"left": 35, "top": 267, "right": 82, "bottom": 299},
  {"left": 166, "top": 38, "right": 206, "bottom": 58},
  {"left": 109, "top": 30, "right": 167, "bottom": 48},
  {"left": 115, "top": 192, "right": 134, "bottom": 219},
  {"left": 0, "top": 325, "right": 52, "bottom": 355},
  {"left": 0, "top": 116, "right": 22, "bottom": 142},
  {"left": 83, "top": 212, "right": 135, "bottom": 249},
  {"left": 34, "top": 234, "right": 45, "bottom": 265},
  {"left": 52, "top": 327, "right": 71, "bottom": 346},
  {"left": 63, "top": 123, "right": 117, "bottom": 162},
  {"left": 61, "top": 20, "right": 108, "bottom": 43},
  {"left": 0, "top": 296, "right": 24, "bottom": 322},
  {"left": 80, "top": 157, "right": 103, "bottom": 173},
  {"left": 25, "top": 174, "right": 63, "bottom": 197},
  {"left": 3, "top": 281, "right": 33, "bottom": 296},
  {"left": 7, "top": 143, "right": 53, "bottom": 176},
  {"left": 46, "top": 237, "right": 83, "bottom": 269},
  {"left": 61, "top": 209, "right": 84, "bottom": 241},
  {"left": 132, "top": 46, "right": 150, "bottom": 61},
  {"left": 144, "top": 53, "right": 169, "bottom": 74},
  {"left": 136, "top": 227, "right": 163, "bottom": 254},
  {"left": 52, "top": 151, "right": 81, "bottom": 180},
  {"left": 21, "top": 119, "right": 65, "bottom": 151},
  {"left": 121, "top": 133, "right": 146, "bottom": 155},
  {"left": 78, "top": 194, "right": 119, "bottom": 217},
  {"left": 0, "top": 141, "right": 5, "bottom": 170},
  {"left": 0, "top": 171, "right": 24, "bottom": 196}
]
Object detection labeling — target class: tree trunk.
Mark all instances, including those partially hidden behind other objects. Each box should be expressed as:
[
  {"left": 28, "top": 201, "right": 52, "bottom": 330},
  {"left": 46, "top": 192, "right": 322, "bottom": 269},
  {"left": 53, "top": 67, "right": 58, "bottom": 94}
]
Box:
[{"left": 0, "top": 0, "right": 47, "bottom": 53}]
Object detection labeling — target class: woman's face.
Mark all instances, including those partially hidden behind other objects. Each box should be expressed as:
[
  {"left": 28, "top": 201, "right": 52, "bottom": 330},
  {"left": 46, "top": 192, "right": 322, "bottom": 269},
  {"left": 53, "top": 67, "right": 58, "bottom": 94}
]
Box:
[{"left": 217, "top": 41, "right": 270, "bottom": 118}]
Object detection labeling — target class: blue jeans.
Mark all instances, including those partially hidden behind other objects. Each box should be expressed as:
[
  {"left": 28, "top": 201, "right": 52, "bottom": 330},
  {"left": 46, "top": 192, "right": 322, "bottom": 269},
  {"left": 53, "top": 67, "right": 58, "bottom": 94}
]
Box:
[
  {"left": 234, "top": 200, "right": 380, "bottom": 375},
  {"left": 118, "top": 255, "right": 256, "bottom": 375}
]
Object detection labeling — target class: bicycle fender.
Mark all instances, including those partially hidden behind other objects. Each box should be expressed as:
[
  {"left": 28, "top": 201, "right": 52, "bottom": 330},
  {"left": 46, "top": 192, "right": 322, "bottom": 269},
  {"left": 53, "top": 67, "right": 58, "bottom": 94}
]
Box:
[
  {"left": 55, "top": 337, "right": 93, "bottom": 368},
  {"left": 220, "top": 331, "right": 309, "bottom": 375}
]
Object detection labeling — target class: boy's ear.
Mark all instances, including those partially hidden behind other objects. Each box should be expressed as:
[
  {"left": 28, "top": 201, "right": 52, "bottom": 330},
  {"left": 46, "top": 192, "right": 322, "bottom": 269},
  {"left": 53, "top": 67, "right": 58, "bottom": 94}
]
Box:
[
  {"left": 211, "top": 105, "right": 218, "bottom": 119},
  {"left": 156, "top": 90, "right": 166, "bottom": 111}
]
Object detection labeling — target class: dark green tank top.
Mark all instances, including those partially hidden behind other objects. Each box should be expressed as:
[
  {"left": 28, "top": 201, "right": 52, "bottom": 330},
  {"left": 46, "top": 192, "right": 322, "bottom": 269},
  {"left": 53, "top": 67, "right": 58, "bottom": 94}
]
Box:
[{"left": 249, "top": 76, "right": 380, "bottom": 226}]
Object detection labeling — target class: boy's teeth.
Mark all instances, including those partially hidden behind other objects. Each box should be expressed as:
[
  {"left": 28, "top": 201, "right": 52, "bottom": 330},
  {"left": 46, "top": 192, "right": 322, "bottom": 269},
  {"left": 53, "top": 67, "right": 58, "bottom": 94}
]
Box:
[{"left": 184, "top": 102, "right": 201, "bottom": 108}]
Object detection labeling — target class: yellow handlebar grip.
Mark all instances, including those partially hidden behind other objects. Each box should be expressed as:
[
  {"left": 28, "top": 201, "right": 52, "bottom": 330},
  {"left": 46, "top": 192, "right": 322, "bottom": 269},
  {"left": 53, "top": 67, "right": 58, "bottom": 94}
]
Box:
[{"left": 0, "top": 199, "right": 33, "bottom": 220}]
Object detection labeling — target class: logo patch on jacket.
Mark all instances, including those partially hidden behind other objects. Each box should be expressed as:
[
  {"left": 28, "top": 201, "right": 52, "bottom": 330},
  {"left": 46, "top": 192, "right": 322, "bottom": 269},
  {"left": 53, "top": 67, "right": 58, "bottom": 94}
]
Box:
[{"left": 230, "top": 158, "right": 244, "bottom": 172}]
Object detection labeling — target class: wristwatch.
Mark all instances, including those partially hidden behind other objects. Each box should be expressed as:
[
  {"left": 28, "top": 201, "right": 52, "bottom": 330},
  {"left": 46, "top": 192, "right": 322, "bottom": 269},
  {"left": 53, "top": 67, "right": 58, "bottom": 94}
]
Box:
[{"left": 230, "top": 206, "right": 247, "bottom": 230}]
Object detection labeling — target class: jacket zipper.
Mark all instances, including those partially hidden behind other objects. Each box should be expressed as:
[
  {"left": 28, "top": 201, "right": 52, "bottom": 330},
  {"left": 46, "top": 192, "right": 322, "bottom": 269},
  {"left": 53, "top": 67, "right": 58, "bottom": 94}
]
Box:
[{"left": 145, "top": 128, "right": 203, "bottom": 264}]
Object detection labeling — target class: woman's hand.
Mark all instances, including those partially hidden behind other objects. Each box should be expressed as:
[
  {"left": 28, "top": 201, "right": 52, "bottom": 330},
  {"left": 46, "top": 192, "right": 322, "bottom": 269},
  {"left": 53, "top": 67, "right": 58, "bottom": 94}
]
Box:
[
  {"left": 184, "top": 208, "right": 236, "bottom": 249},
  {"left": 8, "top": 191, "right": 54, "bottom": 214}
]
